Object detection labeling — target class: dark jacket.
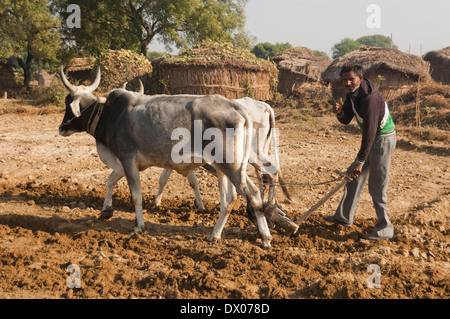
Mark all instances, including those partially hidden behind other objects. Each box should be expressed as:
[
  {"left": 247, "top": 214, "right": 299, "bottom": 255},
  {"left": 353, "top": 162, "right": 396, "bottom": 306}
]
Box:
[{"left": 337, "top": 78, "right": 392, "bottom": 164}]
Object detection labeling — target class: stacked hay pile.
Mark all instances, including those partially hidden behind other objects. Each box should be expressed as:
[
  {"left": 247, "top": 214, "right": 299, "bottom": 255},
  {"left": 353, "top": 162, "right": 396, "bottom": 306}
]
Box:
[
  {"left": 96, "top": 49, "right": 152, "bottom": 92},
  {"left": 424, "top": 46, "right": 450, "bottom": 85},
  {"left": 322, "top": 46, "right": 431, "bottom": 101},
  {"left": 389, "top": 80, "right": 450, "bottom": 131},
  {"left": 151, "top": 43, "right": 278, "bottom": 100},
  {"left": 66, "top": 57, "right": 96, "bottom": 86},
  {"left": 272, "top": 47, "right": 332, "bottom": 94}
]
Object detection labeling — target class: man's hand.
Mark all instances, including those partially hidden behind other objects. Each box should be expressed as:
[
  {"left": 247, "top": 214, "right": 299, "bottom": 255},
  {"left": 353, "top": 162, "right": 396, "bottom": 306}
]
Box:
[
  {"left": 333, "top": 98, "right": 343, "bottom": 115},
  {"left": 348, "top": 163, "right": 363, "bottom": 179}
]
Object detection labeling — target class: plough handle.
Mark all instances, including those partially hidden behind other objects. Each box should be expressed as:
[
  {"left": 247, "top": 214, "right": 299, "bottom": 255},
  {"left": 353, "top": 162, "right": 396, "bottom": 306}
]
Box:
[{"left": 294, "top": 171, "right": 352, "bottom": 229}]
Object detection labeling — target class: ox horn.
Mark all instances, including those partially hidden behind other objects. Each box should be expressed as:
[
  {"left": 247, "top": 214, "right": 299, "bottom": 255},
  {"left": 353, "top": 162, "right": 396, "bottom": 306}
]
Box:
[
  {"left": 59, "top": 65, "right": 77, "bottom": 93},
  {"left": 88, "top": 67, "right": 101, "bottom": 92},
  {"left": 122, "top": 82, "right": 128, "bottom": 89},
  {"left": 138, "top": 79, "right": 144, "bottom": 95}
]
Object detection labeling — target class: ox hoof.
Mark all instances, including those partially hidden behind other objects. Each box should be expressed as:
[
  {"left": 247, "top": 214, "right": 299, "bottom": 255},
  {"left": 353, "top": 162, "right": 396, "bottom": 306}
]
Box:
[
  {"left": 206, "top": 234, "right": 220, "bottom": 243},
  {"left": 99, "top": 208, "right": 114, "bottom": 220},
  {"left": 152, "top": 200, "right": 161, "bottom": 208},
  {"left": 130, "top": 226, "right": 146, "bottom": 236},
  {"left": 260, "top": 236, "right": 272, "bottom": 250}
]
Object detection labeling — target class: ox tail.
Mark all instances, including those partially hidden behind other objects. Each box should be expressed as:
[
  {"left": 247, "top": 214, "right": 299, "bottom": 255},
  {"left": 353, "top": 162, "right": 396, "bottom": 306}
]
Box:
[
  {"left": 266, "top": 104, "right": 293, "bottom": 203},
  {"left": 231, "top": 101, "right": 261, "bottom": 210}
]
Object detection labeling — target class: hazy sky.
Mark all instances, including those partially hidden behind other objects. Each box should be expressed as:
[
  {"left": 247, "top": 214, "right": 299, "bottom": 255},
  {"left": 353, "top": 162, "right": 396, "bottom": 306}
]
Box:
[
  {"left": 149, "top": 0, "right": 450, "bottom": 57},
  {"left": 244, "top": 0, "right": 450, "bottom": 56}
]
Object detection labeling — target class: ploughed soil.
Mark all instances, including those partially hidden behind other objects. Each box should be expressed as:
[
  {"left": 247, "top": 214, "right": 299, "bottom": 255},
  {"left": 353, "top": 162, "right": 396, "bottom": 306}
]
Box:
[{"left": 0, "top": 106, "right": 448, "bottom": 299}]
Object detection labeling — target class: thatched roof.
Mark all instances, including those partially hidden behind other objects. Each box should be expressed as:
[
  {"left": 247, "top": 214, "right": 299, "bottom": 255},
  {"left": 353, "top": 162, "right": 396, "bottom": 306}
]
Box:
[
  {"left": 423, "top": 46, "right": 450, "bottom": 84},
  {"left": 424, "top": 46, "right": 450, "bottom": 61},
  {"left": 322, "top": 46, "right": 431, "bottom": 82},
  {"left": 155, "top": 43, "right": 276, "bottom": 72},
  {"left": 67, "top": 57, "right": 96, "bottom": 72},
  {"left": 151, "top": 43, "right": 278, "bottom": 100},
  {"left": 272, "top": 47, "right": 332, "bottom": 93},
  {"left": 273, "top": 47, "right": 331, "bottom": 79}
]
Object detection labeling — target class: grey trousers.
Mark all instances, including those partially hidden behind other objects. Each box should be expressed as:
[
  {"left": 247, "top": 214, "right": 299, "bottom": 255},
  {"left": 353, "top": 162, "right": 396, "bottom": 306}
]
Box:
[{"left": 334, "top": 134, "right": 396, "bottom": 238}]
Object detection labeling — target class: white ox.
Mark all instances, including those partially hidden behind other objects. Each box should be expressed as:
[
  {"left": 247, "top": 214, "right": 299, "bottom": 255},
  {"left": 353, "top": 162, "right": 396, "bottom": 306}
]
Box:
[{"left": 153, "top": 97, "right": 292, "bottom": 210}]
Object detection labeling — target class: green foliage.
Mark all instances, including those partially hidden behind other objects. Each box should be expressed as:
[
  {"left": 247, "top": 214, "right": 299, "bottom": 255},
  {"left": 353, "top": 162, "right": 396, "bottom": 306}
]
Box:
[
  {"left": 313, "top": 50, "right": 329, "bottom": 58},
  {"left": 51, "top": 0, "right": 139, "bottom": 56},
  {"left": 33, "top": 81, "right": 67, "bottom": 107},
  {"left": 331, "top": 38, "right": 361, "bottom": 59},
  {"left": 147, "top": 51, "right": 169, "bottom": 62},
  {"left": 52, "top": 0, "right": 250, "bottom": 56},
  {"left": 167, "top": 42, "right": 275, "bottom": 67},
  {"left": 96, "top": 49, "right": 152, "bottom": 92},
  {"left": 251, "top": 42, "right": 293, "bottom": 59},
  {"left": 332, "top": 35, "right": 398, "bottom": 58},
  {"left": 0, "top": 0, "right": 62, "bottom": 87},
  {"left": 357, "top": 35, "right": 397, "bottom": 49}
]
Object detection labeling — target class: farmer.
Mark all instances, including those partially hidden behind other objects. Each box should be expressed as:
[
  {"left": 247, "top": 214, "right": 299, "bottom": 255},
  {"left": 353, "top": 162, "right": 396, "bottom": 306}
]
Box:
[{"left": 323, "top": 64, "right": 396, "bottom": 240}]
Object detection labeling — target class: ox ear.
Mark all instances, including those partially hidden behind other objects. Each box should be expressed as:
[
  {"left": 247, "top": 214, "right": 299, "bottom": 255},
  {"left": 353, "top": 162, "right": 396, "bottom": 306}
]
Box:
[
  {"left": 97, "top": 96, "right": 107, "bottom": 104},
  {"left": 70, "top": 97, "right": 82, "bottom": 117}
]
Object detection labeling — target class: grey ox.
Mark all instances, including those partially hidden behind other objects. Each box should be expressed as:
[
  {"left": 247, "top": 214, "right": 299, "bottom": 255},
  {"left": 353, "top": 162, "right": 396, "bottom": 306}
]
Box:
[{"left": 58, "top": 66, "right": 275, "bottom": 249}]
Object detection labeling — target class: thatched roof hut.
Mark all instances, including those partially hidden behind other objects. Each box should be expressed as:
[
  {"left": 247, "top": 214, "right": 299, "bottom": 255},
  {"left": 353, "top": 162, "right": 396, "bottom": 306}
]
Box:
[
  {"left": 151, "top": 43, "right": 278, "bottom": 100},
  {"left": 0, "top": 59, "right": 16, "bottom": 89},
  {"left": 424, "top": 46, "right": 450, "bottom": 85},
  {"left": 272, "top": 47, "right": 332, "bottom": 94},
  {"left": 322, "top": 46, "right": 431, "bottom": 100},
  {"left": 66, "top": 57, "right": 96, "bottom": 85}
]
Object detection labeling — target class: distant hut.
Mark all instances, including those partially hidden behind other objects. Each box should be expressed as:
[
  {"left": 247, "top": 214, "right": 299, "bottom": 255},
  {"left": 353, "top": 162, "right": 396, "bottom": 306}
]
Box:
[
  {"left": 272, "top": 47, "right": 332, "bottom": 94},
  {"left": 151, "top": 44, "right": 278, "bottom": 100},
  {"left": 322, "top": 46, "right": 431, "bottom": 101},
  {"left": 0, "top": 59, "right": 16, "bottom": 89},
  {"left": 424, "top": 46, "right": 450, "bottom": 85},
  {"left": 66, "top": 57, "right": 96, "bottom": 85}
]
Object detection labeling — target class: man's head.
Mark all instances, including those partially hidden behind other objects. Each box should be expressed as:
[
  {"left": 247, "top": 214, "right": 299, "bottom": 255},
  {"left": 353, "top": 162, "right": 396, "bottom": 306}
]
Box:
[{"left": 339, "top": 65, "right": 363, "bottom": 93}]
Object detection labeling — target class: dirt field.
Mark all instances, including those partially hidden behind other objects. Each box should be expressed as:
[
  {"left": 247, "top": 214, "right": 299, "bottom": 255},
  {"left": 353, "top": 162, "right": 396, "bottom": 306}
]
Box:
[{"left": 0, "top": 106, "right": 448, "bottom": 299}]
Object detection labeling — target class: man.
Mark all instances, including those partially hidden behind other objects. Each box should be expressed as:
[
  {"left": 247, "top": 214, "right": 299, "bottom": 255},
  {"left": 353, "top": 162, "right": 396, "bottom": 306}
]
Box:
[{"left": 323, "top": 65, "right": 396, "bottom": 240}]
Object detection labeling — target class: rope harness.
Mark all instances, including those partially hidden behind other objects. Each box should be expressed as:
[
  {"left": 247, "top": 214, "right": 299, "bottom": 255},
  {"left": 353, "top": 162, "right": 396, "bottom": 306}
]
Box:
[
  {"left": 199, "top": 166, "right": 343, "bottom": 188},
  {"left": 61, "top": 98, "right": 104, "bottom": 137}
]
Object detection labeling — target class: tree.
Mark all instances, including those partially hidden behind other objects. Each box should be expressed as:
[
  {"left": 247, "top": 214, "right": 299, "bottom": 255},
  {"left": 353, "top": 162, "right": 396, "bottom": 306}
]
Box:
[
  {"left": 251, "top": 42, "right": 292, "bottom": 60},
  {"left": 52, "top": 0, "right": 250, "bottom": 57},
  {"left": 0, "top": 0, "right": 61, "bottom": 88},
  {"left": 313, "top": 50, "right": 329, "bottom": 58},
  {"left": 331, "top": 35, "right": 399, "bottom": 59},
  {"left": 331, "top": 38, "right": 361, "bottom": 58},
  {"left": 357, "top": 34, "right": 397, "bottom": 49}
]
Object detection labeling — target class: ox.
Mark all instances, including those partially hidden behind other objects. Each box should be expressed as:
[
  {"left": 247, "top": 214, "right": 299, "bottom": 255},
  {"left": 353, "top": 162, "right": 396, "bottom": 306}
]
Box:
[
  {"left": 58, "top": 66, "right": 274, "bottom": 249},
  {"left": 153, "top": 97, "right": 292, "bottom": 210}
]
